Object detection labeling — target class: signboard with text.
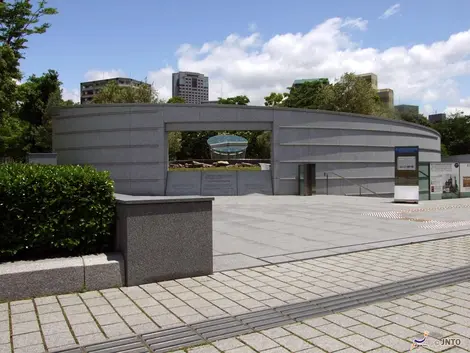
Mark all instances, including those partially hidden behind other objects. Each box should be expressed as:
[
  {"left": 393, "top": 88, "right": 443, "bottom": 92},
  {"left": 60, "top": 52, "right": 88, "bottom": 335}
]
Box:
[{"left": 394, "top": 146, "right": 419, "bottom": 203}]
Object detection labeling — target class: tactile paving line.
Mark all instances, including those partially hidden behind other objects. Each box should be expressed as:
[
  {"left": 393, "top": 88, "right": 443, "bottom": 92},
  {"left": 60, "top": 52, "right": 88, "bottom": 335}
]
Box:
[{"left": 54, "top": 264, "right": 470, "bottom": 353}]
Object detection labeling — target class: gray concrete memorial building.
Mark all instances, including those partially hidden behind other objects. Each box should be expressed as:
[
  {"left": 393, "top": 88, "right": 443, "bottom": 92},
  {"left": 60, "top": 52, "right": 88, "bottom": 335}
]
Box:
[{"left": 52, "top": 104, "right": 441, "bottom": 196}]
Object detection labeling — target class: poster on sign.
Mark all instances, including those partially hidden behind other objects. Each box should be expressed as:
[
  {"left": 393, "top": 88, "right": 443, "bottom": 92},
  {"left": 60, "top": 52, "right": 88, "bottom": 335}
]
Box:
[
  {"left": 430, "top": 163, "right": 460, "bottom": 199},
  {"left": 460, "top": 163, "right": 470, "bottom": 197}
]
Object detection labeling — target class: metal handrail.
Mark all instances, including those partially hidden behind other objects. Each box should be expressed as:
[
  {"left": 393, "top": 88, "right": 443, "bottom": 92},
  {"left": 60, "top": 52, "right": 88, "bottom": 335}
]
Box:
[{"left": 324, "top": 171, "right": 379, "bottom": 197}]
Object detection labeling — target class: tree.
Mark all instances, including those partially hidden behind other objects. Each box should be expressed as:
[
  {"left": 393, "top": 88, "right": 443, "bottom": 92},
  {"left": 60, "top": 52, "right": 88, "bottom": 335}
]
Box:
[
  {"left": 432, "top": 114, "right": 470, "bottom": 156},
  {"left": 397, "top": 111, "right": 431, "bottom": 127},
  {"left": 92, "top": 80, "right": 160, "bottom": 104},
  {"left": 282, "top": 79, "right": 331, "bottom": 109},
  {"left": 329, "top": 73, "right": 380, "bottom": 115},
  {"left": 0, "top": 0, "right": 58, "bottom": 59},
  {"left": 0, "top": 0, "right": 57, "bottom": 122},
  {"left": 217, "top": 95, "right": 250, "bottom": 105},
  {"left": 264, "top": 92, "right": 286, "bottom": 107},
  {"left": 167, "top": 96, "right": 185, "bottom": 104}
]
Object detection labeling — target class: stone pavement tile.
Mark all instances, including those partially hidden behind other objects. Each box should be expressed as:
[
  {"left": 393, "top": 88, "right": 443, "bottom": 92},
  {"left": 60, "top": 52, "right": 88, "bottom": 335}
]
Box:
[
  {"left": 225, "top": 346, "right": 257, "bottom": 353},
  {"left": 340, "top": 334, "right": 381, "bottom": 351},
  {"left": 309, "top": 335, "right": 348, "bottom": 352},
  {"left": 37, "top": 312, "right": 65, "bottom": 324},
  {"left": 150, "top": 313, "right": 182, "bottom": 327},
  {"left": 335, "top": 348, "right": 361, "bottom": 353},
  {"left": 263, "top": 347, "right": 291, "bottom": 353},
  {"left": 71, "top": 322, "right": 101, "bottom": 336},
  {"left": 63, "top": 304, "right": 89, "bottom": 315},
  {"left": 387, "top": 305, "right": 424, "bottom": 317},
  {"left": 36, "top": 303, "right": 61, "bottom": 315},
  {"left": 391, "top": 298, "right": 424, "bottom": 309},
  {"left": 420, "top": 298, "right": 453, "bottom": 309},
  {"left": 0, "top": 331, "right": 9, "bottom": 345},
  {"left": 196, "top": 305, "right": 226, "bottom": 318},
  {"left": 144, "top": 305, "right": 171, "bottom": 316},
  {"left": 410, "top": 323, "right": 451, "bottom": 340},
  {"left": 187, "top": 345, "right": 220, "bottom": 353},
  {"left": 12, "top": 320, "right": 39, "bottom": 335},
  {"left": 316, "top": 323, "right": 353, "bottom": 338},
  {"left": 95, "top": 312, "right": 123, "bottom": 326},
  {"left": 65, "top": 312, "right": 94, "bottom": 325},
  {"left": 76, "top": 333, "right": 106, "bottom": 346},
  {"left": 275, "top": 334, "right": 313, "bottom": 351},
  {"left": 444, "top": 323, "right": 470, "bottom": 338},
  {"left": 238, "top": 332, "right": 278, "bottom": 351},
  {"left": 40, "top": 321, "right": 70, "bottom": 336},
  {"left": 213, "top": 338, "right": 245, "bottom": 351},
  {"left": 0, "top": 344, "right": 9, "bottom": 353},
  {"left": 58, "top": 294, "right": 83, "bottom": 306},
  {"left": 10, "top": 301, "right": 34, "bottom": 314},
  {"left": 284, "top": 323, "right": 322, "bottom": 339},
  {"left": 14, "top": 343, "right": 45, "bottom": 353},
  {"left": 88, "top": 304, "right": 115, "bottom": 316},
  {"left": 114, "top": 305, "right": 142, "bottom": 316},
  {"left": 375, "top": 334, "right": 412, "bottom": 352},
  {"left": 223, "top": 306, "right": 250, "bottom": 316},
  {"left": 414, "top": 314, "right": 453, "bottom": 328},
  {"left": 12, "top": 331, "right": 43, "bottom": 349},
  {"left": 444, "top": 313, "right": 470, "bottom": 326},
  {"left": 170, "top": 305, "right": 199, "bottom": 317},
  {"left": 260, "top": 327, "right": 291, "bottom": 339},
  {"left": 101, "top": 322, "right": 133, "bottom": 337},
  {"left": 132, "top": 322, "right": 159, "bottom": 334},
  {"left": 368, "top": 348, "right": 401, "bottom": 353},
  {"left": 82, "top": 297, "right": 108, "bottom": 307},
  {"left": 359, "top": 305, "right": 394, "bottom": 317},
  {"left": 11, "top": 311, "right": 36, "bottom": 324},
  {"left": 324, "top": 313, "right": 360, "bottom": 327},
  {"left": 122, "top": 313, "right": 152, "bottom": 326},
  {"left": 302, "top": 317, "right": 329, "bottom": 328},
  {"left": 383, "top": 314, "right": 420, "bottom": 328},
  {"left": 380, "top": 323, "right": 419, "bottom": 339},
  {"left": 355, "top": 314, "right": 390, "bottom": 328},
  {"left": 415, "top": 305, "right": 452, "bottom": 318},
  {"left": 179, "top": 314, "right": 207, "bottom": 324},
  {"left": 43, "top": 331, "right": 76, "bottom": 349},
  {"left": 79, "top": 291, "right": 102, "bottom": 300}
]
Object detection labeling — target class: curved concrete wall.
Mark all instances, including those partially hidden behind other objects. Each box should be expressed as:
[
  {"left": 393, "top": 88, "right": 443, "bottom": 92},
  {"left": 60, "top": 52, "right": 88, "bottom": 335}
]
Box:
[{"left": 52, "top": 104, "right": 441, "bottom": 196}]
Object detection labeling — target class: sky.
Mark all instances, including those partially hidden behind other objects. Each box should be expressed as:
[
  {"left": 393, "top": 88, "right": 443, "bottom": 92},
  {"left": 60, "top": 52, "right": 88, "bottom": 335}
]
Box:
[{"left": 19, "top": 0, "right": 470, "bottom": 116}]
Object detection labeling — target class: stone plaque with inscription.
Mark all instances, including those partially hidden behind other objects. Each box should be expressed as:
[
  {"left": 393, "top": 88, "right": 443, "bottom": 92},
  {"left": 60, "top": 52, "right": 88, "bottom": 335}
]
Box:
[
  {"left": 165, "top": 171, "right": 202, "bottom": 195},
  {"left": 201, "top": 171, "right": 237, "bottom": 196},
  {"left": 237, "top": 171, "right": 273, "bottom": 195}
]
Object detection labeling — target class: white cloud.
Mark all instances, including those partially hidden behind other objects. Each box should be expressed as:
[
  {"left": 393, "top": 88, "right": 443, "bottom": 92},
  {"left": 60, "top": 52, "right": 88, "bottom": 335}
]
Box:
[
  {"left": 379, "top": 4, "right": 400, "bottom": 19},
  {"left": 444, "top": 106, "right": 470, "bottom": 115},
  {"left": 62, "top": 88, "right": 80, "bottom": 103},
  {"left": 84, "top": 69, "right": 125, "bottom": 81},
  {"left": 83, "top": 17, "right": 470, "bottom": 114}
]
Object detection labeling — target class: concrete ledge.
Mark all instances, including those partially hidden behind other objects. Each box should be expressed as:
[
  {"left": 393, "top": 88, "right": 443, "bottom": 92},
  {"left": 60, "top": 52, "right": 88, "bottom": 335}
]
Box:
[
  {"left": 115, "top": 194, "right": 214, "bottom": 286},
  {"left": 0, "top": 253, "right": 125, "bottom": 301},
  {"left": 83, "top": 253, "right": 125, "bottom": 291},
  {"left": 0, "top": 257, "right": 84, "bottom": 301}
]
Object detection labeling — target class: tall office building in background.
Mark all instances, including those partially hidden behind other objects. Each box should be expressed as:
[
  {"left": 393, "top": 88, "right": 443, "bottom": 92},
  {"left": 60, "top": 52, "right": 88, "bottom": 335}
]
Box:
[{"left": 172, "top": 72, "right": 209, "bottom": 104}]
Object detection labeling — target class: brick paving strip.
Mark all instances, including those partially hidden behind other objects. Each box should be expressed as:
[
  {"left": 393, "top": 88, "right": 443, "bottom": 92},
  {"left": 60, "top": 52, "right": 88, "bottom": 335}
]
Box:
[{"left": 1, "top": 235, "right": 470, "bottom": 353}]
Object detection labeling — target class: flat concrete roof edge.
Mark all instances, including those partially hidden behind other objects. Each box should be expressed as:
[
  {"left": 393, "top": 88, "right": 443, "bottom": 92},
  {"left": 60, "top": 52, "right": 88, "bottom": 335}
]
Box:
[
  {"left": 52, "top": 103, "right": 441, "bottom": 137},
  {"left": 114, "top": 193, "right": 215, "bottom": 204}
]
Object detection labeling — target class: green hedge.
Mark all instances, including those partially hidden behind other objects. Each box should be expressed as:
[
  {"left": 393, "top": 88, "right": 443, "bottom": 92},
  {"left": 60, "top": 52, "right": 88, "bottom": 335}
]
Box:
[{"left": 0, "top": 163, "right": 116, "bottom": 260}]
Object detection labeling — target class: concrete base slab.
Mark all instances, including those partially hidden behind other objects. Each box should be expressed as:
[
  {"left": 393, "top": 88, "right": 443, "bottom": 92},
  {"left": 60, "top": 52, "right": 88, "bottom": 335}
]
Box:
[
  {"left": 0, "top": 257, "right": 84, "bottom": 301},
  {"left": 83, "top": 253, "right": 125, "bottom": 290},
  {"left": 213, "top": 253, "right": 268, "bottom": 271},
  {"left": 212, "top": 195, "right": 470, "bottom": 270}
]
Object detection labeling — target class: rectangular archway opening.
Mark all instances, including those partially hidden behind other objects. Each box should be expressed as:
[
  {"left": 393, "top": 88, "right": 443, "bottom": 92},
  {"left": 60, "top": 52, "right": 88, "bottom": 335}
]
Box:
[{"left": 164, "top": 128, "right": 273, "bottom": 196}]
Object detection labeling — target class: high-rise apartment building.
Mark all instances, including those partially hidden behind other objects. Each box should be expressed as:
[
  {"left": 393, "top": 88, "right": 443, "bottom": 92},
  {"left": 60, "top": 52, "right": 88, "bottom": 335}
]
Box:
[
  {"left": 358, "top": 73, "right": 378, "bottom": 90},
  {"left": 429, "top": 113, "right": 446, "bottom": 123},
  {"left": 378, "top": 89, "right": 394, "bottom": 109},
  {"left": 172, "top": 72, "right": 209, "bottom": 104},
  {"left": 80, "top": 77, "right": 150, "bottom": 104},
  {"left": 292, "top": 78, "right": 329, "bottom": 88},
  {"left": 395, "top": 105, "right": 419, "bottom": 115}
]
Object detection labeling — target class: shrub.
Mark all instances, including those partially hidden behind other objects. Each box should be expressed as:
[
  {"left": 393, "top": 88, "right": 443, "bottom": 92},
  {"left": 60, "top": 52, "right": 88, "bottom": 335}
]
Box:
[{"left": 0, "top": 163, "right": 116, "bottom": 261}]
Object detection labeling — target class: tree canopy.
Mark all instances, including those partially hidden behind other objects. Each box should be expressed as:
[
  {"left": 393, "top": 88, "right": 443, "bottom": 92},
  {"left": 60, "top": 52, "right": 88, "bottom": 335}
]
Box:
[
  {"left": 92, "top": 80, "right": 161, "bottom": 104},
  {"left": 217, "top": 95, "right": 250, "bottom": 105}
]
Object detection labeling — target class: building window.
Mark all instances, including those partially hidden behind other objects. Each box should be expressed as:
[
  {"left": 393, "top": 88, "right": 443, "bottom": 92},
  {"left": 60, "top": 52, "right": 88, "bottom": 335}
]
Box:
[{"left": 192, "top": 78, "right": 197, "bottom": 88}]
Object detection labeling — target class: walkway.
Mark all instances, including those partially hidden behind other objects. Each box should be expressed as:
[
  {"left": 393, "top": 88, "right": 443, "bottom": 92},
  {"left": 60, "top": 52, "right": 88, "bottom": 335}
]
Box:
[
  {"left": 1, "top": 235, "right": 470, "bottom": 352},
  {"left": 212, "top": 196, "right": 470, "bottom": 271}
]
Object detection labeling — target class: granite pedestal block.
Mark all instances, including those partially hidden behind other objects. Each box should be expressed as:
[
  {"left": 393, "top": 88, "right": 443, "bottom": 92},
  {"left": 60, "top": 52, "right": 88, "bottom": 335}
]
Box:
[{"left": 115, "top": 194, "right": 214, "bottom": 286}]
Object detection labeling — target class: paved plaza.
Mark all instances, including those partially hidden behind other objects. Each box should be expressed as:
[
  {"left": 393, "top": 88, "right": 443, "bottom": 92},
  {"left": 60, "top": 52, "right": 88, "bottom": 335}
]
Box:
[
  {"left": 1, "top": 236, "right": 470, "bottom": 353},
  {"left": 212, "top": 196, "right": 470, "bottom": 271}
]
